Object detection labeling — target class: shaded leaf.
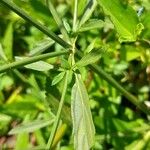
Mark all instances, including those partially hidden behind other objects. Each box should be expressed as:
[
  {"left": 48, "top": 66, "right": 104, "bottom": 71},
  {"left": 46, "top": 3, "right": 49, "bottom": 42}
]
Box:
[
  {"left": 71, "top": 74, "right": 95, "bottom": 150},
  {"left": 98, "top": 0, "right": 144, "bottom": 42}
]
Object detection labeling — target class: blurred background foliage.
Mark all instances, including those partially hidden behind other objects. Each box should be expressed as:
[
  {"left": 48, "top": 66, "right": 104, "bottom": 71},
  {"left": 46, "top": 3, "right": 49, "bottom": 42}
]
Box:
[{"left": 0, "top": 0, "right": 150, "bottom": 149}]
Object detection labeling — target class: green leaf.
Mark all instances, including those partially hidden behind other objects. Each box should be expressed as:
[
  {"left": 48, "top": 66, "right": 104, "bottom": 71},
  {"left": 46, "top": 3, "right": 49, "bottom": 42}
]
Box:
[
  {"left": 78, "top": 0, "right": 87, "bottom": 16},
  {"left": 78, "top": 0, "right": 97, "bottom": 29},
  {"left": 0, "top": 43, "right": 8, "bottom": 61},
  {"left": 29, "top": 38, "right": 55, "bottom": 56},
  {"left": 14, "top": 115, "right": 29, "bottom": 150},
  {"left": 71, "top": 74, "right": 95, "bottom": 150},
  {"left": 9, "top": 119, "right": 54, "bottom": 135},
  {"left": 121, "top": 45, "right": 141, "bottom": 61},
  {"left": 74, "top": 49, "right": 101, "bottom": 68},
  {"left": 25, "top": 61, "right": 53, "bottom": 71},
  {"left": 46, "top": 0, "right": 70, "bottom": 42},
  {"left": 2, "top": 22, "right": 13, "bottom": 60},
  {"left": 97, "top": 0, "right": 144, "bottom": 42},
  {"left": 15, "top": 132, "right": 29, "bottom": 150},
  {"left": 15, "top": 56, "right": 53, "bottom": 71},
  {"left": 51, "top": 71, "right": 65, "bottom": 86},
  {"left": 78, "top": 19, "right": 104, "bottom": 32}
]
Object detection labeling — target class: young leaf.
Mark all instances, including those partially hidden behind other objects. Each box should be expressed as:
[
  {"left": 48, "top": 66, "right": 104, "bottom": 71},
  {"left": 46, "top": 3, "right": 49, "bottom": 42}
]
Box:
[
  {"left": 9, "top": 119, "right": 54, "bottom": 135},
  {"left": 51, "top": 71, "right": 65, "bottom": 86},
  {"left": 97, "top": 0, "right": 144, "bottom": 42},
  {"left": 78, "top": 0, "right": 97, "bottom": 29},
  {"left": 78, "top": 19, "right": 104, "bottom": 32},
  {"left": 71, "top": 74, "right": 95, "bottom": 150},
  {"left": 74, "top": 49, "right": 101, "bottom": 68}
]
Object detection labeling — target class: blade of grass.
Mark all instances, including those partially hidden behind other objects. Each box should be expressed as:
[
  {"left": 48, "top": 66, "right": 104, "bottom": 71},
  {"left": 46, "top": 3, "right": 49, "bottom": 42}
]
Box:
[
  {"left": 46, "top": 71, "right": 69, "bottom": 149},
  {"left": 0, "top": 50, "right": 69, "bottom": 73},
  {"left": 46, "top": 0, "right": 70, "bottom": 42},
  {"left": 0, "top": 0, "right": 71, "bottom": 49}
]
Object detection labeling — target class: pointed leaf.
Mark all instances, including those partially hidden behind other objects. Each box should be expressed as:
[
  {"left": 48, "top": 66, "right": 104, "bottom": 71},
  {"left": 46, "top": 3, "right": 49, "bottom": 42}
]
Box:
[
  {"left": 9, "top": 119, "right": 54, "bottom": 135},
  {"left": 74, "top": 49, "right": 101, "bottom": 68},
  {"left": 78, "top": 0, "right": 97, "bottom": 29},
  {"left": 71, "top": 74, "right": 95, "bottom": 150},
  {"left": 51, "top": 71, "right": 65, "bottom": 86},
  {"left": 15, "top": 56, "right": 53, "bottom": 71},
  {"left": 98, "top": 0, "right": 144, "bottom": 42},
  {"left": 29, "top": 38, "right": 54, "bottom": 56}
]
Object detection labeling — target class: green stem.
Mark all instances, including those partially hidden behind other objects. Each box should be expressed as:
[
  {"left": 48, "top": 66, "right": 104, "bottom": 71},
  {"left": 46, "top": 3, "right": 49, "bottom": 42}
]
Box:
[
  {"left": 0, "top": 50, "right": 69, "bottom": 73},
  {"left": 46, "top": 71, "right": 69, "bottom": 149},
  {"left": 0, "top": 0, "right": 71, "bottom": 49},
  {"left": 90, "top": 64, "right": 150, "bottom": 115}
]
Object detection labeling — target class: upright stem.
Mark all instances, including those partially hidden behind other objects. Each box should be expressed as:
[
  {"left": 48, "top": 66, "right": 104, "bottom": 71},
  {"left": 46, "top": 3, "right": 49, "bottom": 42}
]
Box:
[
  {"left": 0, "top": 50, "right": 69, "bottom": 73},
  {"left": 46, "top": 71, "right": 69, "bottom": 149},
  {"left": 0, "top": 0, "right": 71, "bottom": 49}
]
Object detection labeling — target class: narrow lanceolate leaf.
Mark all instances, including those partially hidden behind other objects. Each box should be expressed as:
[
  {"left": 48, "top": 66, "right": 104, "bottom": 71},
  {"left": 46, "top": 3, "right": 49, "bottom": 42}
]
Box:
[
  {"left": 29, "top": 38, "right": 55, "bottom": 56},
  {"left": 74, "top": 49, "right": 101, "bottom": 68},
  {"left": 46, "top": 0, "right": 70, "bottom": 42},
  {"left": 71, "top": 74, "right": 95, "bottom": 150},
  {"left": 78, "top": 0, "right": 97, "bottom": 29},
  {"left": 9, "top": 119, "right": 54, "bottom": 135},
  {"left": 51, "top": 71, "right": 65, "bottom": 86},
  {"left": 97, "top": 0, "right": 144, "bottom": 42},
  {"left": 15, "top": 57, "right": 53, "bottom": 71}
]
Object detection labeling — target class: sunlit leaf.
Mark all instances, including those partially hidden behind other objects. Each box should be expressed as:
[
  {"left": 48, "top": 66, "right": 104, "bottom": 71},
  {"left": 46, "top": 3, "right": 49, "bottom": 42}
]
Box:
[
  {"left": 2, "top": 22, "right": 13, "bottom": 60},
  {"left": 0, "top": 43, "right": 8, "bottom": 61},
  {"left": 71, "top": 74, "right": 95, "bottom": 150},
  {"left": 98, "top": 0, "right": 144, "bottom": 42}
]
